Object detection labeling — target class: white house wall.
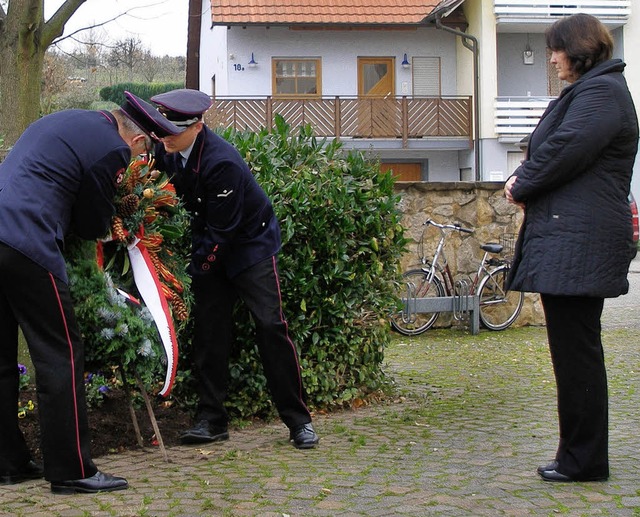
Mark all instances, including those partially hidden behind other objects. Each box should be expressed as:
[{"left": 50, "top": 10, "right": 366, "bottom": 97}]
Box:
[
  {"left": 497, "top": 33, "right": 547, "bottom": 97},
  {"left": 200, "top": 26, "right": 458, "bottom": 97},
  {"left": 199, "top": 22, "right": 227, "bottom": 96},
  {"left": 428, "top": 152, "right": 466, "bottom": 181}
]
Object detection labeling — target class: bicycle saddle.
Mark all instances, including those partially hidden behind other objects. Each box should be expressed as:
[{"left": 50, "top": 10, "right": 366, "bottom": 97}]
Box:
[{"left": 481, "top": 243, "right": 504, "bottom": 254}]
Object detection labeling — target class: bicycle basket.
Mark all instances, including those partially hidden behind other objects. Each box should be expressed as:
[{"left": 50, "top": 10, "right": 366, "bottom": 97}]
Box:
[
  {"left": 417, "top": 224, "right": 441, "bottom": 265},
  {"left": 500, "top": 233, "right": 516, "bottom": 261}
]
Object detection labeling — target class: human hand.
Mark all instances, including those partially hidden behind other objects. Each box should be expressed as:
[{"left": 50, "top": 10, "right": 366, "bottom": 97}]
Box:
[{"left": 504, "top": 176, "right": 525, "bottom": 209}]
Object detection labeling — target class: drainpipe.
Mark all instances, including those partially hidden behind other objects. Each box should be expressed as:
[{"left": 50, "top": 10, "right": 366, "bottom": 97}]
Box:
[{"left": 434, "top": 15, "right": 481, "bottom": 181}]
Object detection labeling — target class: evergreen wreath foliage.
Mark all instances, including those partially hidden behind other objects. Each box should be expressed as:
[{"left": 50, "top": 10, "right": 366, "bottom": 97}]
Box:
[{"left": 65, "top": 157, "right": 192, "bottom": 393}]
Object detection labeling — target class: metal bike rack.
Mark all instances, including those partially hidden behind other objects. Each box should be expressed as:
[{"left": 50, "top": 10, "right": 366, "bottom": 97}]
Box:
[
  {"left": 453, "top": 279, "right": 471, "bottom": 321},
  {"left": 403, "top": 291, "right": 480, "bottom": 334}
]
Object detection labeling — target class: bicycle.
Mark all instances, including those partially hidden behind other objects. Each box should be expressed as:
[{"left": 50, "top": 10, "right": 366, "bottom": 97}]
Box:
[{"left": 390, "top": 219, "right": 524, "bottom": 335}]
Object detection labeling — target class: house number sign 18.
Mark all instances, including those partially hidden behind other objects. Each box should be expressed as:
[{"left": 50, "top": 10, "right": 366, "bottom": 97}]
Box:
[{"left": 233, "top": 64, "right": 245, "bottom": 71}]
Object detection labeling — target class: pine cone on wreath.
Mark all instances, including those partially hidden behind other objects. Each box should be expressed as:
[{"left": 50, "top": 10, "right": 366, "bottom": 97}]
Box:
[{"left": 117, "top": 194, "right": 140, "bottom": 218}]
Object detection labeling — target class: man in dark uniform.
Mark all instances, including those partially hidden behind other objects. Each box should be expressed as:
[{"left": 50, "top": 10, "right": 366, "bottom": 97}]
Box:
[
  {"left": 0, "top": 93, "right": 181, "bottom": 493},
  {"left": 150, "top": 88, "right": 319, "bottom": 449}
]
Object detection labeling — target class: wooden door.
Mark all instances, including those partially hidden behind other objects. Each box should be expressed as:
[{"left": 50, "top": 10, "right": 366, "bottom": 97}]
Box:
[
  {"left": 358, "top": 58, "right": 394, "bottom": 97},
  {"left": 381, "top": 162, "right": 422, "bottom": 182},
  {"left": 357, "top": 58, "right": 396, "bottom": 137}
]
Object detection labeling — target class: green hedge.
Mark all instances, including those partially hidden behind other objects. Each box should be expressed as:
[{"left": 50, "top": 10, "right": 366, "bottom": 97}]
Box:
[
  {"left": 174, "top": 116, "right": 407, "bottom": 421},
  {"left": 99, "top": 82, "right": 185, "bottom": 104}
]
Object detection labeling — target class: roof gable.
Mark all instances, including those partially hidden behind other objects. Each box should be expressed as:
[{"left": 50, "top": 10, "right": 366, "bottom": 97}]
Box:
[{"left": 210, "top": 0, "right": 444, "bottom": 26}]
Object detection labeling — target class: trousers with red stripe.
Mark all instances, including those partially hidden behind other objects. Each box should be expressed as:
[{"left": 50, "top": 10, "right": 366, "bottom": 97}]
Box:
[
  {"left": 191, "top": 255, "right": 312, "bottom": 430},
  {"left": 0, "top": 243, "right": 97, "bottom": 481}
]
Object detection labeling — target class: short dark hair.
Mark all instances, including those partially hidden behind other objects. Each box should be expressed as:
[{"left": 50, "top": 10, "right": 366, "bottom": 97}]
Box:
[{"left": 545, "top": 14, "right": 613, "bottom": 77}]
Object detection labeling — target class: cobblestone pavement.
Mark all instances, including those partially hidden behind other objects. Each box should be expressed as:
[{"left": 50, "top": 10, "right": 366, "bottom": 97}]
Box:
[{"left": 2, "top": 260, "right": 639, "bottom": 516}]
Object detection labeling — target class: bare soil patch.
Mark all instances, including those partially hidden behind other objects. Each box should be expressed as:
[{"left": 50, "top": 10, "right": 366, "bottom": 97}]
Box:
[{"left": 18, "top": 387, "right": 192, "bottom": 461}]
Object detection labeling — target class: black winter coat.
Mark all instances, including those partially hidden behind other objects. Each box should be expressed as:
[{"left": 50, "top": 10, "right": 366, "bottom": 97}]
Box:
[{"left": 508, "top": 59, "right": 638, "bottom": 297}]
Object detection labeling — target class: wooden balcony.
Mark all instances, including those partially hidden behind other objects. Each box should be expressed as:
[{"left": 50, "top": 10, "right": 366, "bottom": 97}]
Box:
[
  {"left": 204, "top": 96, "right": 473, "bottom": 149},
  {"left": 494, "top": 0, "right": 631, "bottom": 23}
]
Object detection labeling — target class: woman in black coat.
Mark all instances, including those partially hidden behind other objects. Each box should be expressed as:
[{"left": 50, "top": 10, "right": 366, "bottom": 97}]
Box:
[{"left": 504, "top": 14, "right": 638, "bottom": 482}]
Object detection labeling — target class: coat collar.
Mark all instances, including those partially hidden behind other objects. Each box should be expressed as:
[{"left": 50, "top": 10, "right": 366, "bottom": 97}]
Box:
[{"left": 559, "top": 59, "right": 626, "bottom": 99}]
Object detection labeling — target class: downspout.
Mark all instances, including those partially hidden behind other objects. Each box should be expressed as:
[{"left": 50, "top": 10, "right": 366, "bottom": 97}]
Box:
[{"left": 434, "top": 15, "right": 481, "bottom": 181}]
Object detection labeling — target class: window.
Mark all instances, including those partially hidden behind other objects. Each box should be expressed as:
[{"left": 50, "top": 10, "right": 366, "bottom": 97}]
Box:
[
  {"left": 412, "top": 57, "right": 441, "bottom": 96},
  {"left": 273, "top": 59, "right": 321, "bottom": 97}
]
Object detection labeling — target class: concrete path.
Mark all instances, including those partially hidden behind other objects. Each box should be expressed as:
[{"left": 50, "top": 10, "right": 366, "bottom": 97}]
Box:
[{"left": 1, "top": 259, "right": 639, "bottom": 516}]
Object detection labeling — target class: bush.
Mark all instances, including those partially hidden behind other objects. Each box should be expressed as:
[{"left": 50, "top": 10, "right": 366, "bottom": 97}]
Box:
[
  {"left": 90, "top": 100, "right": 119, "bottom": 111},
  {"left": 174, "top": 116, "right": 407, "bottom": 420},
  {"left": 45, "top": 85, "right": 98, "bottom": 113},
  {"left": 100, "top": 82, "right": 185, "bottom": 104}
]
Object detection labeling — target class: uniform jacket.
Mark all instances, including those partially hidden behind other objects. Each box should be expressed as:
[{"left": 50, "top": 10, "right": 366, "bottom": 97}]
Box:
[
  {"left": 0, "top": 110, "right": 128, "bottom": 283},
  {"left": 508, "top": 59, "right": 639, "bottom": 297},
  {"left": 155, "top": 126, "right": 281, "bottom": 278}
]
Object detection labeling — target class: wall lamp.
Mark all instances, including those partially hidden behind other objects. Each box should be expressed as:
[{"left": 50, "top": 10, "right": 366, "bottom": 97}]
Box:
[
  {"left": 248, "top": 52, "right": 258, "bottom": 68},
  {"left": 523, "top": 36, "right": 534, "bottom": 65},
  {"left": 401, "top": 53, "right": 410, "bottom": 69}
]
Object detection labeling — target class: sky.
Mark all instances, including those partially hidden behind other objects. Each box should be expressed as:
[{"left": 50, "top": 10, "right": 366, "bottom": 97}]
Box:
[{"left": 45, "top": 0, "right": 192, "bottom": 56}]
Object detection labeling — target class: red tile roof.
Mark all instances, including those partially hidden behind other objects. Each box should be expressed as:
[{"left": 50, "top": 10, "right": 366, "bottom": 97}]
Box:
[{"left": 211, "top": 1, "right": 443, "bottom": 26}]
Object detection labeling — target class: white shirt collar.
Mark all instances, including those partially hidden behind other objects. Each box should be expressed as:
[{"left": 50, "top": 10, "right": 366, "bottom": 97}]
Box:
[{"left": 179, "top": 140, "right": 196, "bottom": 166}]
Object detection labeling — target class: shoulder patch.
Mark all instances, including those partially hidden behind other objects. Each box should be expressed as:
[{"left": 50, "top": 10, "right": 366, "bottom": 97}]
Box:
[{"left": 114, "top": 168, "right": 125, "bottom": 186}]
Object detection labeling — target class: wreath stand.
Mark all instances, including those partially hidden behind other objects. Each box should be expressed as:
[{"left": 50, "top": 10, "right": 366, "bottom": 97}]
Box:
[{"left": 118, "top": 366, "right": 170, "bottom": 463}]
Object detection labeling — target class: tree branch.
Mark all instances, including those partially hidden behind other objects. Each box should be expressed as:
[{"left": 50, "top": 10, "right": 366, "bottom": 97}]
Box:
[
  {"left": 49, "top": 1, "right": 170, "bottom": 47},
  {"left": 42, "top": 0, "right": 87, "bottom": 48},
  {"left": 52, "top": 11, "right": 137, "bottom": 47}
]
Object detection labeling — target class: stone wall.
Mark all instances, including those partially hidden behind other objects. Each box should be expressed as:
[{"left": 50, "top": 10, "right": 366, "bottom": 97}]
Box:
[{"left": 394, "top": 181, "right": 544, "bottom": 327}]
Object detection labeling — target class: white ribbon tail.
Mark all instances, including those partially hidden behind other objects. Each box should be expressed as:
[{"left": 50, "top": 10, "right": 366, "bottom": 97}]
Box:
[
  {"left": 127, "top": 237, "right": 178, "bottom": 398},
  {"left": 116, "top": 288, "right": 141, "bottom": 307}
]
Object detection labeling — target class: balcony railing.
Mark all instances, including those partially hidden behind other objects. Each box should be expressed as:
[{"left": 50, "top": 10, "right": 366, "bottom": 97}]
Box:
[
  {"left": 204, "top": 96, "right": 472, "bottom": 148},
  {"left": 494, "top": 96, "right": 554, "bottom": 140},
  {"left": 494, "top": 0, "right": 631, "bottom": 22}
]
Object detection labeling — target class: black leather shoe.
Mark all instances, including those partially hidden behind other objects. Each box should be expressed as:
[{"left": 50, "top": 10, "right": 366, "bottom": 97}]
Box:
[
  {"left": 289, "top": 423, "right": 319, "bottom": 449},
  {"left": 537, "top": 460, "right": 559, "bottom": 475},
  {"left": 0, "top": 460, "right": 44, "bottom": 485},
  {"left": 180, "top": 420, "right": 229, "bottom": 445},
  {"left": 538, "top": 464, "right": 608, "bottom": 482},
  {"left": 51, "top": 471, "right": 128, "bottom": 494},
  {"left": 538, "top": 468, "right": 573, "bottom": 482}
]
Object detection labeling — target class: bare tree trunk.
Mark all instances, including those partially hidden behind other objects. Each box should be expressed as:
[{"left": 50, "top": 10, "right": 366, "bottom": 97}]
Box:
[{"left": 0, "top": 0, "right": 86, "bottom": 146}]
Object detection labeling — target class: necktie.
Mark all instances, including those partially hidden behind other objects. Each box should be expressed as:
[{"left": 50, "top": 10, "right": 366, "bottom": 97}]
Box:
[{"left": 174, "top": 154, "right": 185, "bottom": 173}]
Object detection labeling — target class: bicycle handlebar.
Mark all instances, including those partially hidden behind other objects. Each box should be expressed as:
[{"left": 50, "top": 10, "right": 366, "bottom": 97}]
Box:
[{"left": 424, "top": 219, "right": 474, "bottom": 234}]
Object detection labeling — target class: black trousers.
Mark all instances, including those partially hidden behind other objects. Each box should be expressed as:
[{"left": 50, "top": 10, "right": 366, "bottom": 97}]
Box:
[
  {"left": 192, "top": 255, "right": 311, "bottom": 429},
  {"left": 540, "top": 293, "right": 609, "bottom": 480},
  {"left": 0, "top": 243, "right": 97, "bottom": 481}
]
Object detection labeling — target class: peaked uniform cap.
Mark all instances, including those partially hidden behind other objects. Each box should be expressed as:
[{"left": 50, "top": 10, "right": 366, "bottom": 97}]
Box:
[
  {"left": 151, "top": 89, "right": 213, "bottom": 128},
  {"left": 120, "top": 91, "right": 182, "bottom": 138}
]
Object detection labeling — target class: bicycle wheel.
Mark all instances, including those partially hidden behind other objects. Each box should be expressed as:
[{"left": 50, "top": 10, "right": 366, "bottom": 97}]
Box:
[
  {"left": 478, "top": 264, "right": 524, "bottom": 331},
  {"left": 390, "top": 269, "right": 445, "bottom": 335}
]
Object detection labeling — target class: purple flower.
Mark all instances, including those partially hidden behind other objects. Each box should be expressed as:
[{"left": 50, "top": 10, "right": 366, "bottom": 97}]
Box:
[
  {"left": 18, "top": 364, "right": 27, "bottom": 376},
  {"left": 98, "top": 385, "right": 109, "bottom": 394}
]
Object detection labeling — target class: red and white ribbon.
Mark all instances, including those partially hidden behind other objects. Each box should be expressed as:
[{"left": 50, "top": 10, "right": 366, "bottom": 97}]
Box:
[{"left": 126, "top": 236, "right": 178, "bottom": 398}]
